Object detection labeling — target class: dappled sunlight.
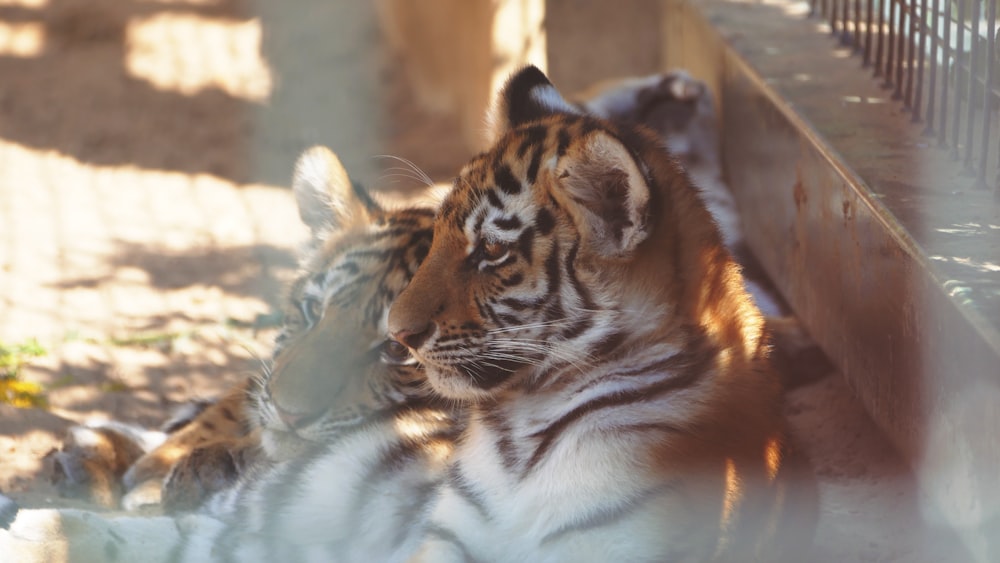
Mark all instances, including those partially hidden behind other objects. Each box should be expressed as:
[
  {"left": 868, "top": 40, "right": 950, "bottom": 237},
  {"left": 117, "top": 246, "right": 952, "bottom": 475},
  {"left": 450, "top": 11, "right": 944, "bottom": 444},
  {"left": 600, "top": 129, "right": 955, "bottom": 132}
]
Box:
[
  {"left": 720, "top": 458, "right": 742, "bottom": 532},
  {"left": 0, "top": 22, "right": 45, "bottom": 57},
  {"left": 138, "top": 0, "right": 224, "bottom": 5},
  {"left": 0, "top": 135, "right": 302, "bottom": 436},
  {"left": 841, "top": 95, "right": 890, "bottom": 104},
  {"left": 0, "top": 429, "right": 59, "bottom": 477},
  {"left": 727, "top": 0, "right": 810, "bottom": 17},
  {"left": 125, "top": 14, "right": 273, "bottom": 103},
  {"left": 0, "top": 0, "right": 47, "bottom": 7},
  {"left": 489, "top": 0, "right": 546, "bottom": 100},
  {"left": 764, "top": 437, "right": 781, "bottom": 481}
]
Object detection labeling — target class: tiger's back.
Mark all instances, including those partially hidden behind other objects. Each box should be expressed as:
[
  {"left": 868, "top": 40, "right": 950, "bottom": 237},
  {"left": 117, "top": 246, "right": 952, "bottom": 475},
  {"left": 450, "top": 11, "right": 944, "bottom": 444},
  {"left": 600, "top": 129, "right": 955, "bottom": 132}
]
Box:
[{"left": 389, "top": 66, "right": 816, "bottom": 562}]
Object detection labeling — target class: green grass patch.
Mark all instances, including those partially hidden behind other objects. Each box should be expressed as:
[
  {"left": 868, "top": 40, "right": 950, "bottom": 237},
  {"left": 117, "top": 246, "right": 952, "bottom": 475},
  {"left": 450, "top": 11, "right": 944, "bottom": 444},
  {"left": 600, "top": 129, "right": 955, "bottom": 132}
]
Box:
[{"left": 0, "top": 338, "right": 49, "bottom": 408}]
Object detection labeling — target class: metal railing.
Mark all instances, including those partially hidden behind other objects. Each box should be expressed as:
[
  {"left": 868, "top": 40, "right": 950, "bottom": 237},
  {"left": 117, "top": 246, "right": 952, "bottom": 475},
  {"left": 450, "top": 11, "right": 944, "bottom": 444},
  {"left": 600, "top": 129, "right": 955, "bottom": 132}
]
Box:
[{"left": 813, "top": 0, "right": 1000, "bottom": 196}]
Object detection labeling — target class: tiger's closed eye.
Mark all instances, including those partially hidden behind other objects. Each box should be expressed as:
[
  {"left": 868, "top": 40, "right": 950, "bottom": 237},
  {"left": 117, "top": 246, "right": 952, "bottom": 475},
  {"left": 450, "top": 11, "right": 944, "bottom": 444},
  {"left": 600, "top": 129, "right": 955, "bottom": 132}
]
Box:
[
  {"left": 380, "top": 339, "right": 412, "bottom": 365},
  {"left": 306, "top": 297, "right": 324, "bottom": 322}
]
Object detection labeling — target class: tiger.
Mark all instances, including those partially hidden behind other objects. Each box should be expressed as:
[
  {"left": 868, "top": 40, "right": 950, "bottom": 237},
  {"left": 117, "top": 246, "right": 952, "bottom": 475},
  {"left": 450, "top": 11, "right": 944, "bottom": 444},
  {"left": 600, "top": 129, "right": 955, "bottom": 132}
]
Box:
[
  {"left": 44, "top": 67, "right": 823, "bottom": 516},
  {"left": 387, "top": 65, "right": 818, "bottom": 562},
  {"left": 0, "top": 146, "right": 460, "bottom": 562}
]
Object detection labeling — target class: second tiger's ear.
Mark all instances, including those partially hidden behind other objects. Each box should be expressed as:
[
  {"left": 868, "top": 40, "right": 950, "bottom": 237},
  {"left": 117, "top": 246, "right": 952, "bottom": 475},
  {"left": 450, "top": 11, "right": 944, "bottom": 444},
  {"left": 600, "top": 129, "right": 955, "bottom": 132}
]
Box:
[
  {"left": 292, "top": 146, "right": 379, "bottom": 240},
  {"left": 487, "top": 65, "right": 582, "bottom": 142}
]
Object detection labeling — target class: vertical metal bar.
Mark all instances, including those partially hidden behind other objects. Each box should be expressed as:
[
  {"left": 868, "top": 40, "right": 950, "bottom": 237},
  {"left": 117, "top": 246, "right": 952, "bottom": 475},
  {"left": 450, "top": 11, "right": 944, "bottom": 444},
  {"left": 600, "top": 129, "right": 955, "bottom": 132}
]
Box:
[
  {"left": 939, "top": 0, "right": 953, "bottom": 147},
  {"left": 905, "top": 1, "right": 919, "bottom": 108},
  {"left": 831, "top": 0, "right": 839, "bottom": 35},
  {"left": 875, "top": 0, "right": 888, "bottom": 75},
  {"left": 894, "top": 0, "right": 908, "bottom": 99},
  {"left": 855, "top": 0, "right": 864, "bottom": 51},
  {"left": 864, "top": 0, "right": 876, "bottom": 65},
  {"left": 843, "top": 0, "right": 853, "bottom": 44},
  {"left": 952, "top": 0, "right": 967, "bottom": 159},
  {"left": 885, "top": 0, "right": 898, "bottom": 87},
  {"left": 913, "top": 0, "right": 929, "bottom": 120},
  {"left": 924, "top": 0, "right": 941, "bottom": 132},
  {"left": 963, "top": 0, "right": 981, "bottom": 172},
  {"left": 978, "top": 0, "right": 997, "bottom": 189}
]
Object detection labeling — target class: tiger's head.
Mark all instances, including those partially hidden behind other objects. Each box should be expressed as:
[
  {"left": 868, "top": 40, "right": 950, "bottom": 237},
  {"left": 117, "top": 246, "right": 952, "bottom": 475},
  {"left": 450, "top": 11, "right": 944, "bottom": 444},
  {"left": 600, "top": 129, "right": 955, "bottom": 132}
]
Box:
[
  {"left": 252, "top": 146, "right": 440, "bottom": 459},
  {"left": 388, "top": 66, "right": 763, "bottom": 401}
]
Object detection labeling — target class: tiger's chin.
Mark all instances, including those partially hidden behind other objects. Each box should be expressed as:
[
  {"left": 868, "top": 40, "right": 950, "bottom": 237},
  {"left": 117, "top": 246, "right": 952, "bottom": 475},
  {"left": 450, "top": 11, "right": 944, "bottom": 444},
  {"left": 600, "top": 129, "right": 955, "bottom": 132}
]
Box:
[
  {"left": 260, "top": 427, "right": 318, "bottom": 461},
  {"left": 422, "top": 358, "right": 524, "bottom": 401}
]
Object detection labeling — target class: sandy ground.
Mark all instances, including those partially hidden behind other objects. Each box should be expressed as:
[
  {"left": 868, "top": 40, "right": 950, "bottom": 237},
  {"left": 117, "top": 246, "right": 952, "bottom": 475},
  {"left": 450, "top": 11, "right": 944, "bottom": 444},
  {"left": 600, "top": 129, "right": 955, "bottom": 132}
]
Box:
[{"left": 0, "top": 1, "right": 978, "bottom": 561}]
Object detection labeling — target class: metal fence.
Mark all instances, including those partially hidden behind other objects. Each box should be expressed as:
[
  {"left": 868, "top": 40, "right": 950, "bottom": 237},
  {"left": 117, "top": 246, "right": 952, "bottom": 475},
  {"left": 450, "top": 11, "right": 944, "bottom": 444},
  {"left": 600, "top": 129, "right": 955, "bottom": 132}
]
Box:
[{"left": 812, "top": 0, "right": 1000, "bottom": 195}]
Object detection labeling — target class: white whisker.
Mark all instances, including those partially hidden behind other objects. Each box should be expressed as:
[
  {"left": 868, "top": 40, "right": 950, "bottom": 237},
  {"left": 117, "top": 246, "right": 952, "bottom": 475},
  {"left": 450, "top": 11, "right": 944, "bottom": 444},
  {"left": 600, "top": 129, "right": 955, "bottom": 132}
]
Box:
[{"left": 373, "top": 155, "right": 434, "bottom": 186}]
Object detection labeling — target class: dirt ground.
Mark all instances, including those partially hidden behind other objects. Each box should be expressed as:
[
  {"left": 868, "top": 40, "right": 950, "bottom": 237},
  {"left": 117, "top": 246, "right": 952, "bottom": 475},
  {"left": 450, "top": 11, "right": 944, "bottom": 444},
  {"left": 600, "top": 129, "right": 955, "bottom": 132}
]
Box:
[{"left": 0, "top": 1, "right": 979, "bottom": 561}]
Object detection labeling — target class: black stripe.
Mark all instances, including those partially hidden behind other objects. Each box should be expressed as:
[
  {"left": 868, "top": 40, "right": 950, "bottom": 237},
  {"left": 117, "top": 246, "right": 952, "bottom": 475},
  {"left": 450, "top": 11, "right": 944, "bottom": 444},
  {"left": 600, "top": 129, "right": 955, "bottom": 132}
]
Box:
[
  {"left": 474, "top": 296, "right": 492, "bottom": 323},
  {"left": 495, "top": 164, "right": 521, "bottom": 195},
  {"left": 535, "top": 208, "right": 555, "bottom": 236},
  {"left": 485, "top": 189, "right": 503, "bottom": 209},
  {"left": 479, "top": 297, "right": 504, "bottom": 327},
  {"left": 556, "top": 128, "right": 571, "bottom": 156},
  {"left": 336, "top": 261, "right": 360, "bottom": 275},
  {"left": 540, "top": 483, "right": 678, "bottom": 545},
  {"left": 564, "top": 240, "right": 596, "bottom": 309},
  {"left": 573, "top": 351, "right": 707, "bottom": 396},
  {"left": 447, "top": 463, "right": 492, "bottom": 521},
  {"left": 516, "top": 226, "right": 534, "bottom": 264},
  {"left": 424, "top": 524, "right": 482, "bottom": 563},
  {"left": 560, "top": 240, "right": 596, "bottom": 339},
  {"left": 494, "top": 215, "right": 522, "bottom": 230},
  {"left": 523, "top": 350, "right": 711, "bottom": 476},
  {"left": 219, "top": 404, "right": 239, "bottom": 424},
  {"left": 472, "top": 208, "right": 487, "bottom": 235},
  {"left": 544, "top": 238, "right": 561, "bottom": 295},
  {"left": 500, "top": 297, "right": 542, "bottom": 311},
  {"left": 480, "top": 408, "right": 521, "bottom": 471},
  {"left": 388, "top": 479, "right": 439, "bottom": 552},
  {"left": 592, "top": 330, "right": 628, "bottom": 359},
  {"left": 526, "top": 147, "right": 543, "bottom": 185},
  {"left": 517, "top": 125, "right": 548, "bottom": 157},
  {"left": 501, "top": 272, "right": 523, "bottom": 287}
]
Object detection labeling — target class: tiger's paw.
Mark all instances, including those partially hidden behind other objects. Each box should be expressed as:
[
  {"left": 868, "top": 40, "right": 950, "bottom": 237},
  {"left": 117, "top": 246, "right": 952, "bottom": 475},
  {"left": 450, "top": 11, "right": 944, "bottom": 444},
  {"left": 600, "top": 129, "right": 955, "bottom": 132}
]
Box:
[
  {"left": 161, "top": 440, "right": 257, "bottom": 512},
  {"left": 48, "top": 421, "right": 166, "bottom": 508}
]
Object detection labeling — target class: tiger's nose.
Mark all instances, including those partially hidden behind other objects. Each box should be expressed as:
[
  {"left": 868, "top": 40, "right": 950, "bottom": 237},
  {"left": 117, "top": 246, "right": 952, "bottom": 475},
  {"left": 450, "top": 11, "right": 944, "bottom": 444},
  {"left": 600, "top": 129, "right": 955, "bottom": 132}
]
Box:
[
  {"left": 390, "top": 323, "right": 434, "bottom": 351},
  {"left": 273, "top": 402, "right": 323, "bottom": 431}
]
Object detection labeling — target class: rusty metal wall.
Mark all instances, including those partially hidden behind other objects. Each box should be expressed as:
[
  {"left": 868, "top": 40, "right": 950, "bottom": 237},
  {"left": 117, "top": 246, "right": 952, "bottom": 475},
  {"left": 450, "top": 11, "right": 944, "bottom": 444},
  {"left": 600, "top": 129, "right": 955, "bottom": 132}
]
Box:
[{"left": 662, "top": 0, "right": 1000, "bottom": 558}]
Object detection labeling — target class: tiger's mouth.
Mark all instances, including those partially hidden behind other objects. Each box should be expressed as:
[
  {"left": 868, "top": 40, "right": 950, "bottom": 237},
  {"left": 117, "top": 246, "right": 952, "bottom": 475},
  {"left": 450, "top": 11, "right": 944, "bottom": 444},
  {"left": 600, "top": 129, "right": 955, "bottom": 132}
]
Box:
[{"left": 419, "top": 353, "right": 524, "bottom": 399}]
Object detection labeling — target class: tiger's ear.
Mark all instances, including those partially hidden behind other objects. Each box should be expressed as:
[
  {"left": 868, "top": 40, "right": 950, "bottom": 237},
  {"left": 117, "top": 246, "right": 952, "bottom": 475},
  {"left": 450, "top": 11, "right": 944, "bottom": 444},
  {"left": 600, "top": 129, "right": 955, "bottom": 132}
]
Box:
[
  {"left": 487, "top": 65, "right": 583, "bottom": 141},
  {"left": 554, "top": 132, "right": 651, "bottom": 258},
  {"left": 292, "top": 146, "right": 378, "bottom": 238}
]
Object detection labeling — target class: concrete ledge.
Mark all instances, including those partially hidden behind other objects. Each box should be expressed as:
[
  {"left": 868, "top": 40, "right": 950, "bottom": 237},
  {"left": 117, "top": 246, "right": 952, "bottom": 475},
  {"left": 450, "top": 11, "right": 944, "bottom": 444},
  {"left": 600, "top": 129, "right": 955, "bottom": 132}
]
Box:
[{"left": 662, "top": 0, "right": 1000, "bottom": 556}]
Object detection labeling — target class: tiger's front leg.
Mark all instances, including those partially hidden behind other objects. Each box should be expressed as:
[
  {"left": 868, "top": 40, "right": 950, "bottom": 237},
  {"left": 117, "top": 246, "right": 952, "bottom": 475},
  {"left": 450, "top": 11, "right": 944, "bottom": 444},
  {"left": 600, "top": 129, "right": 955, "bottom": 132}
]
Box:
[{"left": 120, "top": 380, "right": 255, "bottom": 510}]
